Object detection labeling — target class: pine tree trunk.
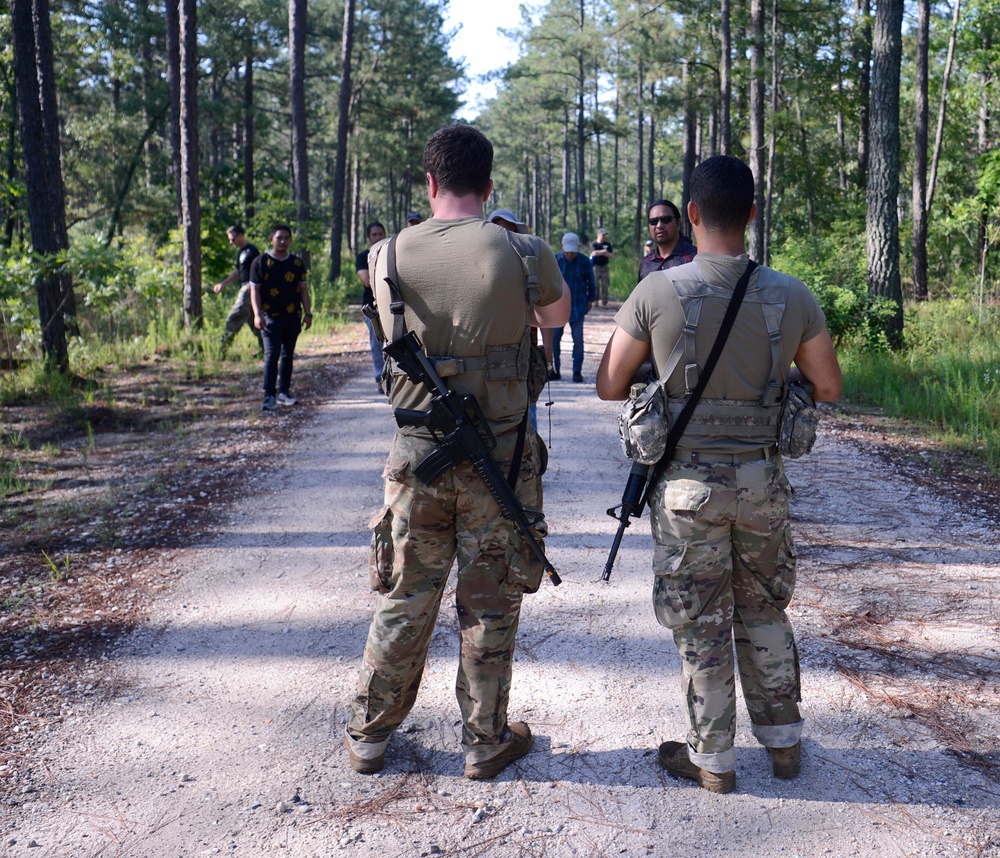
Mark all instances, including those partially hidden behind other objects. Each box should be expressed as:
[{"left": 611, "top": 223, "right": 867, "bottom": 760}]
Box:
[
  {"left": 911, "top": 0, "right": 929, "bottom": 300},
  {"left": 329, "top": 0, "right": 355, "bottom": 283},
  {"left": 10, "top": 0, "right": 70, "bottom": 371},
  {"left": 289, "top": 0, "right": 310, "bottom": 228},
  {"left": 866, "top": 0, "right": 904, "bottom": 348},
  {"left": 243, "top": 50, "right": 255, "bottom": 222},
  {"left": 747, "top": 0, "right": 766, "bottom": 260},
  {"left": 178, "top": 0, "right": 202, "bottom": 330}
]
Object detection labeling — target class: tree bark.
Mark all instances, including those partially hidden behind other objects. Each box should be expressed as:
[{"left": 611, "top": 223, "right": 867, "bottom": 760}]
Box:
[
  {"left": 243, "top": 49, "right": 255, "bottom": 222},
  {"left": 911, "top": 0, "right": 929, "bottom": 300},
  {"left": 866, "top": 0, "right": 904, "bottom": 348},
  {"left": 289, "top": 0, "right": 310, "bottom": 228},
  {"left": 747, "top": 0, "right": 766, "bottom": 260},
  {"left": 329, "top": 0, "right": 355, "bottom": 283},
  {"left": 928, "top": 0, "right": 961, "bottom": 213},
  {"left": 177, "top": 0, "right": 202, "bottom": 330},
  {"left": 10, "top": 0, "right": 71, "bottom": 371},
  {"left": 719, "top": 0, "right": 731, "bottom": 155},
  {"left": 635, "top": 59, "right": 644, "bottom": 253},
  {"left": 855, "top": 0, "right": 872, "bottom": 190},
  {"left": 165, "top": 0, "right": 182, "bottom": 224},
  {"left": 764, "top": 0, "right": 781, "bottom": 266}
]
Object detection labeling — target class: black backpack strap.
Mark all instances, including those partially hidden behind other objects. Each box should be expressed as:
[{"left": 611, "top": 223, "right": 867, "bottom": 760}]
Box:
[{"left": 640, "top": 260, "right": 758, "bottom": 508}]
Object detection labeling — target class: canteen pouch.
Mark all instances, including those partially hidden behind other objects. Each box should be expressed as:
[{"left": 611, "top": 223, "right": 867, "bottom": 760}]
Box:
[
  {"left": 618, "top": 380, "right": 670, "bottom": 466},
  {"left": 778, "top": 380, "right": 819, "bottom": 458},
  {"left": 368, "top": 506, "right": 394, "bottom": 593}
]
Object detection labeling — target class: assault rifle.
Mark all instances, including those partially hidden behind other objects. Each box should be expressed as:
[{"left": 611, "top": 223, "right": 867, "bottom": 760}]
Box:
[
  {"left": 601, "top": 460, "right": 649, "bottom": 582},
  {"left": 384, "top": 330, "right": 561, "bottom": 586}
]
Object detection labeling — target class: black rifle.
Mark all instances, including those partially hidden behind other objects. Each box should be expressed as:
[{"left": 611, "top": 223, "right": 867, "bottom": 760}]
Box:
[
  {"left": 602, "top": 460, "right": 649, "bottom": 581},
  {"left": 602, "top": 259, "right": 759, "bottom": 583},
  {"left": 384, "top": 330, "right": 561, "bottom": 586}
]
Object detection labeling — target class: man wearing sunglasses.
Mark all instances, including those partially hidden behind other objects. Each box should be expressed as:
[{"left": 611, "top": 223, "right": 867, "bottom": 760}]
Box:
[{"left": 639, "top": 199, "right": 698, "bottom": 282}]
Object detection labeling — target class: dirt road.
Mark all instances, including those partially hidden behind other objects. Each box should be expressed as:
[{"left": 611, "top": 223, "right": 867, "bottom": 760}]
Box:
[{"left": 2, "top": 307, "right": 998, "bottom": 857}]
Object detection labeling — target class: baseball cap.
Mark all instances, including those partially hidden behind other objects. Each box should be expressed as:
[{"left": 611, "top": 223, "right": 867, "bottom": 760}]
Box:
[
  {"left": 487, "top": 208, "right": 530, "bottom": 234},
  {"left": 405, "top": 211, "right": 422, "bottom": 224},
  {"left": 561, "top": 232, "right": 580, "bottom": 252},
  {"left": 597, "top": 227, "right": 608, "bottom": 236}
]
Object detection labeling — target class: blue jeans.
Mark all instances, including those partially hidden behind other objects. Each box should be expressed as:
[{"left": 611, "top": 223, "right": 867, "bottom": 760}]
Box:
[
  {"left": 261, "top": 313, "right": 301, "bottom": 398},
  {"left": 364, "top": 316, "right": 385, "bottom": 383},
  {"left": 552, "top": 317, "right": 585, "bottom": 375}
]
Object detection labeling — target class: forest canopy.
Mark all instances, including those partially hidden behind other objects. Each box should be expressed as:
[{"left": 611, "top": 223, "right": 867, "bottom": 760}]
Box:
[{"left": 0, "top": 0, "right": 998, "bottom": 370}]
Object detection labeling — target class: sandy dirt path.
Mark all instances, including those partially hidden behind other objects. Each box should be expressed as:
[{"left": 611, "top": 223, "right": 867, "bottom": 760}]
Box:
[{"left": 3, "top": 307, "right": 998, "bottom": 857}]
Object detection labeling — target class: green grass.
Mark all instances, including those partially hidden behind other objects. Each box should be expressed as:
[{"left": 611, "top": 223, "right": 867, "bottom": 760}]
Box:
[{"left": 839, "top": 299, "right": 1000, "bottom": 472}]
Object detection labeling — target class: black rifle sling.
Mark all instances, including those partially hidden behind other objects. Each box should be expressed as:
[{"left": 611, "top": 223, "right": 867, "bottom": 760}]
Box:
[
  {"left": 382, "top": 232, "right": 527, "bottom": 491},
  {"left": 639, "top": 260, "right": 758, "bottom": 509}
]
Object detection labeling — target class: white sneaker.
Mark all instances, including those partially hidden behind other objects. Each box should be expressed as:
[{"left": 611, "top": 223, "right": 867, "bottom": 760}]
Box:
[{"left": 277, "top": 392, "right": 298, "bottom": 406}]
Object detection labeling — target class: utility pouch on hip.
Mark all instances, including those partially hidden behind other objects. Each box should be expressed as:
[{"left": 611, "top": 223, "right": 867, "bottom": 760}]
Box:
[
  {"left": 526, "top": 343, "right": 548, "bottom": 403},
  {"left": 368, "top": 506, "right": 394, "bottom": 593},
  {"left": 618, "top": 379, "right": 670, "bottom": 466},
  {"left": 778, "top": 380, "right": 819, "bottom": 458}
]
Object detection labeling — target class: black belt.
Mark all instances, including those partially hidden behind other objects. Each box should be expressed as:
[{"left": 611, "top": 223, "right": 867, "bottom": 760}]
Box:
[{"left": 673, "top": 446, "right": 776, "bottom": 465}]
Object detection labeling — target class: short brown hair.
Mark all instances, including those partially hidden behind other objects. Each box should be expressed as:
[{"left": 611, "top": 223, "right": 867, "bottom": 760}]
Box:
[{"left": 422, "top": 125, "right": 493, "bottom": 196}]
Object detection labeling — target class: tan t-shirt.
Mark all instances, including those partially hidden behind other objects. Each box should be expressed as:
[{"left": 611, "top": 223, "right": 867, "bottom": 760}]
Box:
[
  {"left": 372, "top": 216, "right": 563, "bottom": 437},
  {"left": 615, "top": 252, "right": 827, "bottom": 451}
]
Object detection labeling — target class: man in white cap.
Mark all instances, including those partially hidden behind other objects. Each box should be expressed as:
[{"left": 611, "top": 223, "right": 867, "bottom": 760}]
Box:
[
  {"left": 486, "top": 208, "right": 529, "bottom": 234},
  {"left": 591, "top": 227, "right": 613, "bottom": 306},
  {"left": 553, "top": 232, "right": 595, "bottom": 383}
]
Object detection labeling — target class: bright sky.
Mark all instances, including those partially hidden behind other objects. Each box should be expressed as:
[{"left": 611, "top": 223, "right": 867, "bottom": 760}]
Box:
[{"left": 444, "top": 0, "right": 527, "bottom": 120}]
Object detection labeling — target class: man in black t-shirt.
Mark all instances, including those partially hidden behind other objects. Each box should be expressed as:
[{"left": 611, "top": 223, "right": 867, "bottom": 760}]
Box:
[
  {"left": 249, "top": 224, "right": 312, "bottom": 412},
  {"left": 356, "top": 221, "right": 387, "bottom": 385},
  {"left": 591, "top": 227, "right": 613, "bottom": 306},
  {"left": 213, "top": 225, "right": 261, "bottom": 355}
]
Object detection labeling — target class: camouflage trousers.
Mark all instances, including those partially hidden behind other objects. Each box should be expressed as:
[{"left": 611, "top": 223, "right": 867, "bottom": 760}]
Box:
[
  {"left": 220, "top": 283, "right": 262, "bottom": 348},
  {"left": 347, "top": 428, "right": 548, "bottom": 764},
  {"left": 649, "top": 454, "right": 803, "bottom": 773}
]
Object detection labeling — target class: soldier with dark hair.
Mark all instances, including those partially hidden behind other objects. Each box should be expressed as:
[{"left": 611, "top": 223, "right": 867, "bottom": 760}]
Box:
[
  {"left": 598, "top": 155, "right": 841, "bottom": 793},
  {"left": 345, "top": 125, "right": 570, "bottom": 779}
]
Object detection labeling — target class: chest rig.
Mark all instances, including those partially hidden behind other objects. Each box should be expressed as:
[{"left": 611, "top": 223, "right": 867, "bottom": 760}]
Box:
[
  {"left": 368, "top": 231, "right": 542, "bottom": 388},
  {"left": 664, "top": 267, "right": 788, "bottom": 444}
]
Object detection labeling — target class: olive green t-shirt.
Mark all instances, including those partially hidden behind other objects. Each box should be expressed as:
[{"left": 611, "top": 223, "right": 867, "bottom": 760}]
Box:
[
  {"left": 372, "top": 216, "right": 563, "bottom": 437},
  {"left": 615, "top": 252, "right": 827, "bottom": 450}
]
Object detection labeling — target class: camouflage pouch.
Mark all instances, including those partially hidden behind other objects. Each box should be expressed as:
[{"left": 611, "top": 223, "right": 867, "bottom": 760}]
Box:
[
  {"left": 526, "top": 343, "right": 548, "bottom": 403},
  {"left": 778, "top": 380, "right": 818, "bottom": 458},
  {"left": 619, "top": 379, "right": 670, "bottom": 466},
  {"left": 368, "top": 506, "right": 394, "bottom": 593}
]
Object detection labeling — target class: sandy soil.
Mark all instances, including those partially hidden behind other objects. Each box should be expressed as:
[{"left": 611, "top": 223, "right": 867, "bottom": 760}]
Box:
[{"left": 2, "top": 307, "right": 998, "bottom": 858}]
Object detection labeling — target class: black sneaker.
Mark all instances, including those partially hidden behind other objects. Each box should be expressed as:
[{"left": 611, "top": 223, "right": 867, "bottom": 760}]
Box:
[{"left": 572, "top": 372, "right": 584, "bottom": 383}]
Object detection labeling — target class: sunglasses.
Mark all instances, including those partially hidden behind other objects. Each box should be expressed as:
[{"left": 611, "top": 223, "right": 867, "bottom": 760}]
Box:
[{"left": 648, "top": 216, "right": 677, "bottom": 226}]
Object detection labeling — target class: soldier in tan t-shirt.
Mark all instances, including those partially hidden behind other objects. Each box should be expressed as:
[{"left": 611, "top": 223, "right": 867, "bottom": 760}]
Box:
[
  {"left": 346, "top": 125, "right": 570, "bottom": 781},
  {"left": 597, "top": 155, "right": 841, "bottom": 794}
]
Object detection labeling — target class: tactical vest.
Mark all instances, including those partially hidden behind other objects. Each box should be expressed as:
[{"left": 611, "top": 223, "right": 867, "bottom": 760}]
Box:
[
  {"left": 664, "top": 267, "right": 788, "bottom": 444},
  {"left": 374, "top": 230, "right": 542, "bottom": 388}
]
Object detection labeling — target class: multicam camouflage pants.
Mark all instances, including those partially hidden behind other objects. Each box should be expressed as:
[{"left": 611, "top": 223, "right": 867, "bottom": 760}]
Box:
[
  {"left": 347, "top": 428, "right": 548, "bottom": 763},
  {"left": 220, "top": 283, "right": 262, "bottom": 349},
  {"left": 649, "top": 454, "right": 803, "bottom": 773}
]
